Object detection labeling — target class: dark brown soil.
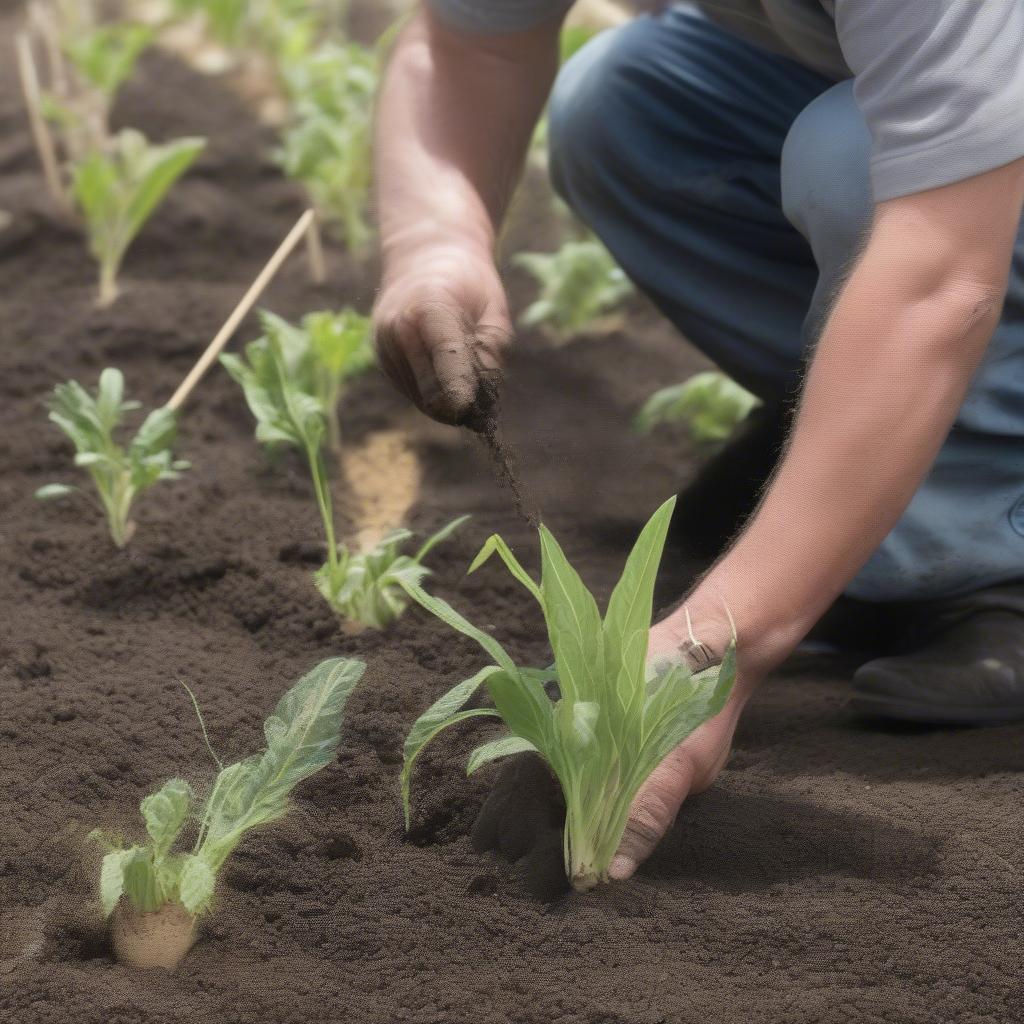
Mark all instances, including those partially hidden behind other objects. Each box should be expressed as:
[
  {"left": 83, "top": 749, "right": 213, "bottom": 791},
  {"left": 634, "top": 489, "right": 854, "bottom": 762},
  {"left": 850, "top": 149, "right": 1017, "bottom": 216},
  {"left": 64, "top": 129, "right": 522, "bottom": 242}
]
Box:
[{"left": 1, "top": 9, "right": 1022, "bottom": 1024}]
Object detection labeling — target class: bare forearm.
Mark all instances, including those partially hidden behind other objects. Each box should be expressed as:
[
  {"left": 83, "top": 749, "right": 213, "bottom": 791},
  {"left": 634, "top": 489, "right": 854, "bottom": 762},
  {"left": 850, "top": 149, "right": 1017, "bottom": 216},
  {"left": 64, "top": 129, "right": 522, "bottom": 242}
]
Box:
[
  {"left": 707, "top": 257, "right": 1001, "bottom": 665},
  {"left": 375, "top": 9, "right": 559, "bottom": 274},
  {"left": 674, "top": 159, "right": 1024, "bottom": 675}
]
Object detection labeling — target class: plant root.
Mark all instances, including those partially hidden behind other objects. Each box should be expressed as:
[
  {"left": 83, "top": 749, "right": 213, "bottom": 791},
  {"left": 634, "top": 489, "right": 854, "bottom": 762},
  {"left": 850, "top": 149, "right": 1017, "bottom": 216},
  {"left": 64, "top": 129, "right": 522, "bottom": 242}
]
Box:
[{"left": 109, "top": 901, "right": 195, "bottom": 970}]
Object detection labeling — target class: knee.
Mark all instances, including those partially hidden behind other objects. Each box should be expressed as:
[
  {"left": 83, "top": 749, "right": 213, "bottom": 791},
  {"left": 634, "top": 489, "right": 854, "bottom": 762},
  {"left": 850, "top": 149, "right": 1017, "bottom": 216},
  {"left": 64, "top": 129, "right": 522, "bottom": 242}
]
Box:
[
  {"left": 548, "top": 19, "right": 654, "bottom": 204},
  {"left": 781, "top": 81, "right": 874, "bottom": 262}
]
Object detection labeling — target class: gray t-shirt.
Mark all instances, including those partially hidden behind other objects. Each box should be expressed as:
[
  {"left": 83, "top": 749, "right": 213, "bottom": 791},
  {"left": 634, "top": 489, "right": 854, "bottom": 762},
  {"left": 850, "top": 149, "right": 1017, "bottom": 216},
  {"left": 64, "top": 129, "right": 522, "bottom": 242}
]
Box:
[{"left": 426, "top": 0, "right": 1024, "bottom": 203}]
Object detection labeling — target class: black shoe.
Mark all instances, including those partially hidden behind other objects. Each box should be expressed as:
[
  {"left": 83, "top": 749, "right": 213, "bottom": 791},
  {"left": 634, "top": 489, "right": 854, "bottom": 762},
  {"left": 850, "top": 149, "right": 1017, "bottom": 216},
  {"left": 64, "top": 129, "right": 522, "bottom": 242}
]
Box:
[
  {"left": 849, "top": 583, "right": 1024, "bottom": 725},
  {"left": 669, "top": 402, "right": 789, "bottom": 560}
]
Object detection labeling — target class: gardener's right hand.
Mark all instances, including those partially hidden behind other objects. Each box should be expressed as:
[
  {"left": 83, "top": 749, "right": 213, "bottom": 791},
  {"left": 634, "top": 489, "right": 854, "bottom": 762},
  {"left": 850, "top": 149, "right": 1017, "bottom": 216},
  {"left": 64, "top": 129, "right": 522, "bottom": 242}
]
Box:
[{"left": 373, "top": 245, "right": 512, "bottom": 427}]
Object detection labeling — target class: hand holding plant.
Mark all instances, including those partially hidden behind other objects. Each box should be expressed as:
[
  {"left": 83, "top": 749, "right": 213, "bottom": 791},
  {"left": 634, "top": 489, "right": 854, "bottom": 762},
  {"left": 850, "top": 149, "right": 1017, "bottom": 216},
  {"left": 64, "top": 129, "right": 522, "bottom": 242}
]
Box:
[
  {"left": 36, "top": 368, "right": 188, "bottom": 547},
  {"left": 399, "top": 496, "right": 737, "bottom": 891}
]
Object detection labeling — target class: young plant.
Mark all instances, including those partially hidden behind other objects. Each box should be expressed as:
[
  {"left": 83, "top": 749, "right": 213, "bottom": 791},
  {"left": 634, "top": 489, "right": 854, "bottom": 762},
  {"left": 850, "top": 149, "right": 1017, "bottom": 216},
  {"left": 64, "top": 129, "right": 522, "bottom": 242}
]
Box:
[
  {"left": 315, "top": 517, "right": 468, "bottom": 630},
  {"left": 64, "top": 22, "right": 154, "bottom": 105},
  {"left": 253, "top": 308, "right": 374, "bottom": 452},
  {"left": 514, "top": 238, "right": 634, "bottom": 342},
  {"left": 276, "top": 42, "right": 377, "bottom": 253},
  {"left": 71, "top": 128, "right": 205, "bottom": 306},
  {"left": 36, "top": 368, "right": 188, "bottom": 548},
  {"left": 399, "top": 496, "right": 737, "bottom": 891},
  {"left": 93, "top": 656, "right": 366, "bottom": 969},
  {"left": 635, "top": 371, "right": 760, "bottom": 445}
]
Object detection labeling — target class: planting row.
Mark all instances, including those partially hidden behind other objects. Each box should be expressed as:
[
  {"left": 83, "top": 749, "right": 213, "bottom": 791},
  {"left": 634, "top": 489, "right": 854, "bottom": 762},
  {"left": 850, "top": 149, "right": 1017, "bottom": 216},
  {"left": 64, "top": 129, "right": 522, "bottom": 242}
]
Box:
[{"left": 72, "top": 495, "right": 736, "bottom": 970}]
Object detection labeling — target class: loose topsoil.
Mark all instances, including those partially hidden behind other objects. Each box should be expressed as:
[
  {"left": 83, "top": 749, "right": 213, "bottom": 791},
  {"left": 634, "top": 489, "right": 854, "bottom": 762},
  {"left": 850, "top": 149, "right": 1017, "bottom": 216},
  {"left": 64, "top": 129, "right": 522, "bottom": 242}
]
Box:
[{"left": 1, "top": 10, "right": 1022, "bottom": 1024}]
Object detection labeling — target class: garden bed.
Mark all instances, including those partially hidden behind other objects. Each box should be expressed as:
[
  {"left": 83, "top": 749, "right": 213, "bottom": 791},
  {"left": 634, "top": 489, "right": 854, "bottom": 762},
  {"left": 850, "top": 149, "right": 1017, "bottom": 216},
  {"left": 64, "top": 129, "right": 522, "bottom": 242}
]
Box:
[{"left": 0, "top": 10, "right": 1020, "bottom": 1023}]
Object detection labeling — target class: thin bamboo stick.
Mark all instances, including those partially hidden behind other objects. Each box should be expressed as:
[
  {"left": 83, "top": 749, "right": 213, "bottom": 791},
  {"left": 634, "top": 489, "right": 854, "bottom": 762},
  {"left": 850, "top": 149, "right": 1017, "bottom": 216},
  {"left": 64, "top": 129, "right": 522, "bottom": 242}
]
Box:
[
  {"left": 15, "top": 32, "right": 70, "bottom": 214},
  {"left": 166, "top": 209, "right": 315, "bottom": 411}
]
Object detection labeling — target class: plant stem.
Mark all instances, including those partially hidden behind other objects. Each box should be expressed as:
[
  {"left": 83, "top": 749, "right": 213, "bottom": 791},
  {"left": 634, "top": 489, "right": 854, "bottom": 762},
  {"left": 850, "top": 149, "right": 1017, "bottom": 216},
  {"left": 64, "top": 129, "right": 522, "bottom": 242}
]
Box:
[
  {"left": 306, "top": 443, "right": 338, "bottom": 572},
  {"left": 97, "top": 259, "right": 119, "bottom": 308}
]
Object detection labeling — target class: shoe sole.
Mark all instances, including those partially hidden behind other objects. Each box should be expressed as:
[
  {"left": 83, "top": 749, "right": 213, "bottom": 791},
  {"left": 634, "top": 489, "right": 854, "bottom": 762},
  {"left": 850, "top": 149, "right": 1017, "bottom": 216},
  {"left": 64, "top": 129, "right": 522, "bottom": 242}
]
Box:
[{"left": 849, "top": 692, "right": 1024, "bottom": 726}]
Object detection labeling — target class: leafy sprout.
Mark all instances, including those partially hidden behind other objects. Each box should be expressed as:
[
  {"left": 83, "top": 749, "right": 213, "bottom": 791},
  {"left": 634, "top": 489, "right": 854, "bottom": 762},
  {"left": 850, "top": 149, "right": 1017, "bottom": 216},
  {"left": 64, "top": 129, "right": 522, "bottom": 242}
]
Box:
[
  {"left": 514, "top": 239, "right": 634, "bottom": 342},
  {"left": 71, "top": 128, "right": 205, "bottom": 306},
  {"left": 635, "top": 371, "right": 761, "bottom": 445},
  {"left": 315, "top": 517, "right": 469, "bottom": 629},
  {"left": 36, "top": 368, "right": 188, "bottom": 548},
  {"left": 253, "top": 308, "right": 375, "bottom": 452},
  {"left": 92, "top": 657, "right": 365, "bottom": 919},
  {"left": 64, "top": 23, "right": 154, "bottom": 101},
  {"left": 276, "top": 42, "right": 377, "bottom": 253},
  {"left": 398, "top": 496, "right": 737, "bottom": 891}
]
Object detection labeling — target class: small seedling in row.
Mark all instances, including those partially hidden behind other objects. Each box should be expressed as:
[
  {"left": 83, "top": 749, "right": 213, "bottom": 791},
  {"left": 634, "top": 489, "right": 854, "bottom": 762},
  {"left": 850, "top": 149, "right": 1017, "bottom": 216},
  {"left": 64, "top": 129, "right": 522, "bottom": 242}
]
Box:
[
  {"left": 64, "top": 22, "right": 154, "bottom": 108},
  {"left": 36, "top": 368, "right": 188, "bottom": 548},
  {"left": 276, "top": 42, "right": 377, "bottom": 253},
  {"left": 635, "top": 371, "right": 761, "bottom": 445},
  {"left": 315, "top": 517, "right": 469, "bottom": 630},
  {"left": 514, "top": 238, "right": 634, "bottom": 342},
  {"left": 222, "top": 321, "right": 464, "bottom": 629},
  {"left": 92, "top": 657, "right": 365, "bottom": 969},
  {"left": 399, "top": 496, "right": 736, "bottom": 892},
  {"left": 253, "top": 308, "right": 375, "bottom": 452},
  {"left": 71, "top": 128, "right": 205, "bottom": 307},
  {"left": 36, "top": 15, "right": 154, "bottom": 161}
]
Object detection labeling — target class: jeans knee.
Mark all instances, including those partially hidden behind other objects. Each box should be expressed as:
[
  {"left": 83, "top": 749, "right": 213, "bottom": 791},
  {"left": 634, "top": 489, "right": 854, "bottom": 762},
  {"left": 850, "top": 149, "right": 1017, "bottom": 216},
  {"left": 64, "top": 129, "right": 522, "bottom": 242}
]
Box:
[
  {"left": 548, "top": 19, "right": 653, "bottom": 205},
  {"left": 781, "top": 81, "right": 873, "bottom": 264}
]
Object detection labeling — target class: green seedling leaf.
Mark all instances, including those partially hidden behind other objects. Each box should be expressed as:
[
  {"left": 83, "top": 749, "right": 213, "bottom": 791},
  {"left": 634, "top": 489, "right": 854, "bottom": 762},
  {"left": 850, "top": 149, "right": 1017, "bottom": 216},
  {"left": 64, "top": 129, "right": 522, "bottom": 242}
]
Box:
[
  {"left": 513, "top": 239, "right": 633, "bottom": 342},
  {"left": 468, "top": 534, "right": 543, "bottom": 608},
  {"left": 177, "top": 855, "right": 216, "bottom": 916},
  {"left": 399, "top": 496, "right": 737, "bottom": 890},
  {"left": 141, "top": 778, "right": 193, "bottom": 859},
  {"left": 65, "top": 23, "right": 154, "bottom": 97},
  {"left": 72, "top": 128, "right": 205, "bottom": 306},
  {"left": 466, "top": 735, "right": 538, "bottom": 776},
  {"left": 99, "top": 848, "right": 133, "bottom": 916},
  {"left": 400, "top": 665, "right": 504, "bottom": 828},
  {"left": 276, "top": 42, "right": 379, "bottom": 253},
  {"left": 34, "top": 483, "right": 76, "bottom": 500},
  {"left": 98, "top": 657, "right": 365, "bottom": 919},
  {"left": 635, "top": 371, "right": 760, "bottom": 444},
  {"left": 37, "top": 370, "right": 186, "bottom": 547}
]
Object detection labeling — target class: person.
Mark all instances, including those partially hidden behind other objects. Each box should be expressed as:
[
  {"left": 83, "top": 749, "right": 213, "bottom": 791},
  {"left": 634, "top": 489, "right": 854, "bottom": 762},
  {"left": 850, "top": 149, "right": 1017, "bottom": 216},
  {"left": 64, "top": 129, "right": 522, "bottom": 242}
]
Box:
[{"left": 372, "top": 0, "right": 1024, "bottom": 880}]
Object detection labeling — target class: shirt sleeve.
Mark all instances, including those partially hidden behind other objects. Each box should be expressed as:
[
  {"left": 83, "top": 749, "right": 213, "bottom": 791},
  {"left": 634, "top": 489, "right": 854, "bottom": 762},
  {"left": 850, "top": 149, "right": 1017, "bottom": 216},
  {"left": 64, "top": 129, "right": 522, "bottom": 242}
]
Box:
[
  {"left": 427, "top": 0, "right": 573, "bottom": 34},
  {"left": 834, "top": 0, "right": 1024, "bottom": 201}
]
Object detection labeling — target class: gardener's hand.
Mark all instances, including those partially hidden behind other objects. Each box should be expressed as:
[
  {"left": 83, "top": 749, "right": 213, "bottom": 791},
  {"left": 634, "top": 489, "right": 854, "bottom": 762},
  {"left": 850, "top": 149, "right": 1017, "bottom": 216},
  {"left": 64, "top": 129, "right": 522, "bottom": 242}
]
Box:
[
  {"left": 373, "top": 245, "right": 513, "bottom": 427},
  {"left": 609, "top": 607, "right": 761, "bottom": 881}
]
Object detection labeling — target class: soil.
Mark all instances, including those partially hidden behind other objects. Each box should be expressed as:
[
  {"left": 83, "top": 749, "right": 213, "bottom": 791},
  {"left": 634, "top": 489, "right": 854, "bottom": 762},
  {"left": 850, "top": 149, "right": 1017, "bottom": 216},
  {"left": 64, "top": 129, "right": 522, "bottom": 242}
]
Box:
[{"left": 1, "top": 7, "right": 1022, "bottom": 1024}]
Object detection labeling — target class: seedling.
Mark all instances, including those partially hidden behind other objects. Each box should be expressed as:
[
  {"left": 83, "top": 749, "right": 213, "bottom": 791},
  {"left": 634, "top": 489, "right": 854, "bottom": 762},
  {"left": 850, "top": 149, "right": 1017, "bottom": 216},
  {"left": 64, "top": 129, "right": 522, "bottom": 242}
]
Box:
[
  {"left": 36, "top": 368, "right": 188, "bottom": 548},
  {"left": 399, "top": 496, "right": 737, "bottom": 891},
  {"left": 70, "top": 128, "right": 204, "bottom": 306},
  {"left": 64, "top": 22, "right": 153, "bottom": 106},
  {"left": 92, "top": 656, "right": 365, "bottom": 969},
  {"left": 635, "top": 371, "right": 760, "bottom": 445},
  {"left": 37, "top": 15, "right": 154, "bottom": 159},
  {"left": 315, "top": 517, "right": 469, "bottom": 629},
  {"left": 223, "top": 319, "right": 464, "bottom": 628},
  {"left": 252, "top": 308, "right": 375, "bottom": 452},
  {"left": 514, "top": 239, "right": 633, "bottom": 342},
  {"left": 277, "top": 42, "right": 377, "bottom": 252}
]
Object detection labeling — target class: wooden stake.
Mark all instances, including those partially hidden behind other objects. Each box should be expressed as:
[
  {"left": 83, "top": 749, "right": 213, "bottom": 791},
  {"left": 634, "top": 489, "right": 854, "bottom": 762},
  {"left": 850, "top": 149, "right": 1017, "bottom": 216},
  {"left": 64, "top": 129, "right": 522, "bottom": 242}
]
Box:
[
  {"left": 166, "top": 209, "right": 315, "bottom": 412},
  {"left": 15, "top": 33, "right": 70, "bottom": 214},
  {"left": 306, "top": 210, "right": 327, "bottom": 284}
]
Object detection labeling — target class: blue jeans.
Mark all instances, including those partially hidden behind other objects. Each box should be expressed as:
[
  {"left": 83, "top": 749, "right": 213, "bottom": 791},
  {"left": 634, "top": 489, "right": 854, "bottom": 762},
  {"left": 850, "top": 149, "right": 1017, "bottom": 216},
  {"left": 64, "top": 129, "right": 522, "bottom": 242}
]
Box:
[{"left": 548, "top": 3, "right": 1024, "bottom": 602}]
